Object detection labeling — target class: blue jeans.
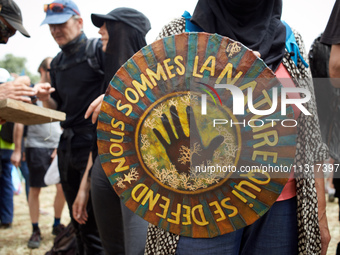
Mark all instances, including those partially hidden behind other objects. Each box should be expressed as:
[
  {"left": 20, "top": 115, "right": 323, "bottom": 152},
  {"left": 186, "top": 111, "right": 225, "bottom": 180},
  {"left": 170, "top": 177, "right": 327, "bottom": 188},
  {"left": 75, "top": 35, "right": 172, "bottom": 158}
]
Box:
[
  {"left": 0, "top": 149, "right": 14, "bottom": 224},
  {"left": 176, "top": 197, "right": 298, "bottom": 255}
]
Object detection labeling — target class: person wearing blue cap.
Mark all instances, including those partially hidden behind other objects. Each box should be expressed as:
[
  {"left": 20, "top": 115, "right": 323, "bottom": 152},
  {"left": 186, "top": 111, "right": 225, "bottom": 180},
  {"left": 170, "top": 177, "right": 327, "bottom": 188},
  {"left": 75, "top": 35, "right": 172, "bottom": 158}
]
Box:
[{"left": 38, "top": 0, "right": 105, "bottom": 254}]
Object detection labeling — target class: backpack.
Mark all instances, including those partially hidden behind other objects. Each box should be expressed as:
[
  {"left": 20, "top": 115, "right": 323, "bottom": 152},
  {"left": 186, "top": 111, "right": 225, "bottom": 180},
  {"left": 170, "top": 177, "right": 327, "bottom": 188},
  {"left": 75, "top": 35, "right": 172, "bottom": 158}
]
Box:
[
  {"left": 45, "top": 223, "right": 77, "bottom": 255},
  {"left": 50, "top": 38, "right": 104, "bottom": 76},
  {"left": 85, "top": 38, "right": 104, "bottom": 75},
  {"left": 0, "top": 122, "right": 14, "bottom": 143}
]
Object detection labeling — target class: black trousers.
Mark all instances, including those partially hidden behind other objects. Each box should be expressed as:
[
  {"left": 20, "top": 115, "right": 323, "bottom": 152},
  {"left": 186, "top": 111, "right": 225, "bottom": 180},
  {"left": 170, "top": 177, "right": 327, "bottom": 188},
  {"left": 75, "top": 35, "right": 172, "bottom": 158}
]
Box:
[
  {"left": 91, "top": 156, "right": 148, "bottom": 255},
  {"left": 91, "top": 157, "right": 125, "bottom": 255},
  {"left": 58, "top": 146, "right": 104, "bottom": 255}
]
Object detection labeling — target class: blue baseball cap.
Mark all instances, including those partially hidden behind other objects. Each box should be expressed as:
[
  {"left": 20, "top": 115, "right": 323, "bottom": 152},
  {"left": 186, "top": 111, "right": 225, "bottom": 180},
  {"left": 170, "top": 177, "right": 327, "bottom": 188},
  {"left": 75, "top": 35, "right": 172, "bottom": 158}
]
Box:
[{"left": 41, "top": 0, "right": 80, "bottom": 25}]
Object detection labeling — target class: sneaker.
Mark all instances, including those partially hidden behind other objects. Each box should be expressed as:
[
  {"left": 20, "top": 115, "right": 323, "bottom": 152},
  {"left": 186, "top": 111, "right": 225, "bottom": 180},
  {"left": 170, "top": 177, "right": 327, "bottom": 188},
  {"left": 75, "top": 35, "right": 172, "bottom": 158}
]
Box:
[
  {"left": 27, "top": 230, "right": 42, "bottom": 249},
  {"left": 328, "top": 188, "right": 336, "bottom": 202},
  {"left": 52, "top": 224, "right": 65, "bottom": 236},
  {"left": 329, "top": 193, "right": 335, "bottom": 202}
]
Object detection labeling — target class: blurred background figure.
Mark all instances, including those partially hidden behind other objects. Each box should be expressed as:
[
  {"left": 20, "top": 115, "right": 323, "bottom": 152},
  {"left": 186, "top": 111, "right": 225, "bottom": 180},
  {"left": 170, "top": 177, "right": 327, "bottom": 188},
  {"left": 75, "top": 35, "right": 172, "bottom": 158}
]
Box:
[
  {"left": 0, "top": 67, "right": 15, "bottom": 229},
  {"left": 318, "top": 0, "right": 340, "bottom": 253},
  {"left": 11, "top": 57, "right": 65, "bottom": 249},
  {"left": 308, "top": 33, "right": 340, "bottom": 204}
]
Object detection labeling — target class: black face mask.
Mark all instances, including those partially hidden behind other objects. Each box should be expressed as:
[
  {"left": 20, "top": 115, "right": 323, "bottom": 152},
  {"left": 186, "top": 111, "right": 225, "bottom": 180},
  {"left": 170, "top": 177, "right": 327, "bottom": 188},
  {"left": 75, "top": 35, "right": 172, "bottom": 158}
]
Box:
[
  {"left": 102, "top": 20, "right": 148, "bottom": 89},
  {"left": 0, "top": 19, "right": 15, "bottom": 44},
  {"left": 0, "top": 36, "right": 7, "bottom": 44},
  {"left": 191, "top": 0, "right": 286, "bottom": 71},
  {"left": 228, "top": 0, "right": 263, "bottom": 6}
]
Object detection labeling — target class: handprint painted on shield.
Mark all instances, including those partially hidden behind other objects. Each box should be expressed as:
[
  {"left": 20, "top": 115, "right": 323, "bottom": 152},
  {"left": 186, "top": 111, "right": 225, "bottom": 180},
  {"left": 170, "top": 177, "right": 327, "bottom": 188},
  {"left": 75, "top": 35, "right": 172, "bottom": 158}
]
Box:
[{"left": 153, "top": 105, "right": 224, "bottom": 174}]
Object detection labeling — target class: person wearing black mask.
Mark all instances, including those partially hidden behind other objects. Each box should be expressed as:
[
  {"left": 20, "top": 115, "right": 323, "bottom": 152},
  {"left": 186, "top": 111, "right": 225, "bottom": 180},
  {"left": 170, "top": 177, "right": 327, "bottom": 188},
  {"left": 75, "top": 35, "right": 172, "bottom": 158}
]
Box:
[
  {"left": 0, "top": 0, "right": 36, "bottom": 123},
  {"left": 143, "top": 1, "right": 330, "bottom": 255},
  {"left": 0, "top": 0, "right": 30, "bottom": 44},
  {"left": 72, "top": 8, "right": 151, "bottom": 255}
]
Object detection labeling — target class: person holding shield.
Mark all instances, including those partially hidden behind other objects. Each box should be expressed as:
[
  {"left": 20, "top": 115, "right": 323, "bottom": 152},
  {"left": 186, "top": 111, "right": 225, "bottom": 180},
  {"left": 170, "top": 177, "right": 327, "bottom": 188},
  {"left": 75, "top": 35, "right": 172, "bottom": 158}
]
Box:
[
  {"left": 80, "top": 1, "right": 330, "bottom": 254},
  {"left": 142, "top": 0, "right": 330, "bottom": 255}
]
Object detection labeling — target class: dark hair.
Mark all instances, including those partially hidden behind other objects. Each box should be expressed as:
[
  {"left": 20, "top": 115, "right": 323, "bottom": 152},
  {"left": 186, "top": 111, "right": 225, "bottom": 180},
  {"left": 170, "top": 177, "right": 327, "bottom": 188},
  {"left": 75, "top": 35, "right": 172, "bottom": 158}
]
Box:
[{"left": 37, "top": 57, "right": 52, "bottom": 73}]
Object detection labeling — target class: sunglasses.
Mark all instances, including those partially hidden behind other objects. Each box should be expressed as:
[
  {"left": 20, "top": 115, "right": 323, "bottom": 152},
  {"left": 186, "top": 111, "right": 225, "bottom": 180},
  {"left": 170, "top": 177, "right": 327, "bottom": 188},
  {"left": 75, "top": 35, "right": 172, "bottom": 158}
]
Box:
[
  {"left": 44, "top": 3, "right": 80, "bottom": 16},
  {"left": 0, "top": 19, "right": 15, "bottom": 38}
]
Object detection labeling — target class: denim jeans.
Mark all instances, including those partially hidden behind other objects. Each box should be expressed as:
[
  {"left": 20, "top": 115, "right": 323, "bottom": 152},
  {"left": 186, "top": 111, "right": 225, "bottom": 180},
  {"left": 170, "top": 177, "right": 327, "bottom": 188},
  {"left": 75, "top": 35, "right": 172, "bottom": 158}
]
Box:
[
  {"left": 0, "top": 149, "right": 14, "bottom": 224},
  {"left": 176, "top": 197, "right": 298, "bottom": 255}
]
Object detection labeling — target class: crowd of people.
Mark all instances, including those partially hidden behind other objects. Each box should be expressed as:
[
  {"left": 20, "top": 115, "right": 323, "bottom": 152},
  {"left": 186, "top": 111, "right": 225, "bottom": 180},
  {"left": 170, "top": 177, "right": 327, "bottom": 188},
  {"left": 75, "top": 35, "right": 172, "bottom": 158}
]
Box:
[{"left": 0, "top": 0, "right": 340, "bottom": 254}]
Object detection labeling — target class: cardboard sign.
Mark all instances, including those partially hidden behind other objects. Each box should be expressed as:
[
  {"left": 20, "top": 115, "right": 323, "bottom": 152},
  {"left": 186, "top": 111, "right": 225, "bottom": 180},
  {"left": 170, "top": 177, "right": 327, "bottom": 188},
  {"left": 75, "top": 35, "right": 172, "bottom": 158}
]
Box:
[{"left": 97, "top": 32, "right": 297, "bottom": 238}]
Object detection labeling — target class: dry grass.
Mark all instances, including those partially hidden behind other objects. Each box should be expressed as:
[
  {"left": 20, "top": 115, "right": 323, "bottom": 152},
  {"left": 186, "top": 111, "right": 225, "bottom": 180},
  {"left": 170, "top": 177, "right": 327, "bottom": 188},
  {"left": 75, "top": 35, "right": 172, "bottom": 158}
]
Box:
[
  {"left": 0, "top": 184, "right": 70, "bottom": 255},
  {"left": 0, "top": 182, "right": 339, "bottom": 254}
]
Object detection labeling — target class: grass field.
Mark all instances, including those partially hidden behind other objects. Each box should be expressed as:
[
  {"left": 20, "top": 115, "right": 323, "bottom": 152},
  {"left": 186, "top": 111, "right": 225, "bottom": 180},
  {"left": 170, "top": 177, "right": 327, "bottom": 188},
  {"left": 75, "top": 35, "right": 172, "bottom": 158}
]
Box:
[{"left": 0, "top": 184, "right": 70, "bottom": 255}]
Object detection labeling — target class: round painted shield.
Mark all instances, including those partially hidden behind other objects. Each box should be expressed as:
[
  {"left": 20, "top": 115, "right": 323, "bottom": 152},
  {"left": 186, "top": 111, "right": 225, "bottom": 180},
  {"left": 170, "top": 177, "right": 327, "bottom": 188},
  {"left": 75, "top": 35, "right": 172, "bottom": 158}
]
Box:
[{"left": 97, "top": 32, "right": 297, "bottom": 238}]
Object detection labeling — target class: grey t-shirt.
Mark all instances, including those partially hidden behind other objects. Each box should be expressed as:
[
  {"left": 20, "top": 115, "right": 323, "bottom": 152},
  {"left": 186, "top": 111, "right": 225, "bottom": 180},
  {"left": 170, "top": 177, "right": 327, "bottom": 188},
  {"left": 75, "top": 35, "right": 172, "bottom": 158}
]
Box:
[{"left": 25, "top": 101, "right": 62, "bottom": 148}]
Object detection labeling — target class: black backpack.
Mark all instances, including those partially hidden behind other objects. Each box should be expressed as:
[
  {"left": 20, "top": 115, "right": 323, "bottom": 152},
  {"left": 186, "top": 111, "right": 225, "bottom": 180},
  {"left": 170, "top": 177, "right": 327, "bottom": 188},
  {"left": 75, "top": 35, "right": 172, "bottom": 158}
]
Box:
[
  {"left": 45, "top": 223, "right": 76, "bottom": 255},
  {"left": 0, "top": 122, "right": 14, "bottom": 143},
  {"left": 50, "top": 38, "right": 104, "bottom": 76}
]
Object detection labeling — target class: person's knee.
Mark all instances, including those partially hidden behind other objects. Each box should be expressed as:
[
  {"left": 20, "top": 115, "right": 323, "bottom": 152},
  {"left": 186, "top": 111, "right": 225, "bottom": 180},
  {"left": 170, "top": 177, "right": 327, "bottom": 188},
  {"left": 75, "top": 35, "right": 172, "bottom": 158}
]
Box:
[
  {"left": 56, "top": 183, "right": 63, "bottom": 191},
  {"left": 55, "top": 183, "right": 65, "bottom": 196},
  {"left": 29, "top": 187, "right": 41, "bottom": 197}
]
